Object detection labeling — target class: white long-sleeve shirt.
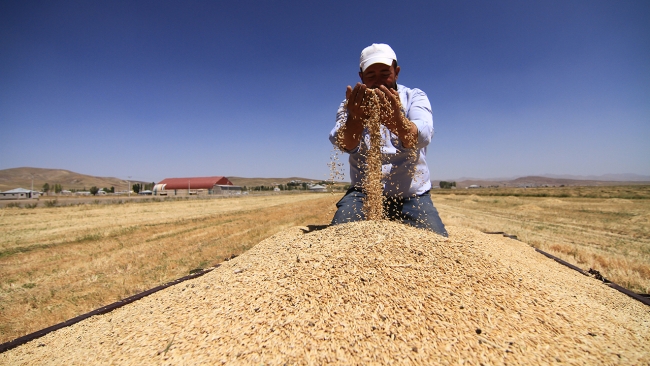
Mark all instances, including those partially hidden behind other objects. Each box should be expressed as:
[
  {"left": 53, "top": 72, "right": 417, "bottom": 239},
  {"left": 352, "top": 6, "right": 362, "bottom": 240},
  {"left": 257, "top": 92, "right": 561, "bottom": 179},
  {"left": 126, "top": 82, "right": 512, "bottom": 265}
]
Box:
[{"left": 329, "top": 84, "right": 434, "bottom": 197}]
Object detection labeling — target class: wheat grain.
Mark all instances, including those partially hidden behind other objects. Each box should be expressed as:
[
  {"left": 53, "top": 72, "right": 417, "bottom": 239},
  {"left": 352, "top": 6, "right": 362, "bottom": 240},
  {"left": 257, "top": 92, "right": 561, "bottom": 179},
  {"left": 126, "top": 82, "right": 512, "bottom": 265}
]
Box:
[
  {"left": 2, "top": 221, "right": 648, "bottom": 364},
  {"left": 359, "top": 89, "right": 385, "bottom": 220}
]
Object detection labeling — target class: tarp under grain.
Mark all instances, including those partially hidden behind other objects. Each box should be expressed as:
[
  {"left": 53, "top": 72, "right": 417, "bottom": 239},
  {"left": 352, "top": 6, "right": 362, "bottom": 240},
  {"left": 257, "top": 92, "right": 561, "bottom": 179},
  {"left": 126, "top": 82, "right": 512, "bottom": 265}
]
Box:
[{"left": 2, "top": 221, "right": 649, "bottom": 365}]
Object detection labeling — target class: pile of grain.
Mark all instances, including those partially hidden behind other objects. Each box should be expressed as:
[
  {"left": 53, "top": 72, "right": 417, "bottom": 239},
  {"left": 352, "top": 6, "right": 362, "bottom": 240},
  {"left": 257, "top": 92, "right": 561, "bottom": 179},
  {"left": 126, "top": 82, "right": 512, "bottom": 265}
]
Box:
[{"left": 2, "top": 221, "right": 648, "bottom": 364}]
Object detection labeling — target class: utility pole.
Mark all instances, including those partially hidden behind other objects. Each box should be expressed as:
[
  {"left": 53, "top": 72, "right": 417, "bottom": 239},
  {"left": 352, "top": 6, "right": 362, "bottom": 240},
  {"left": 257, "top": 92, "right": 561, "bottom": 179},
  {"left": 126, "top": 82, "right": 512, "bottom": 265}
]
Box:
[{"left": 128, "top": 176, "right": 132, "bottom": 197}]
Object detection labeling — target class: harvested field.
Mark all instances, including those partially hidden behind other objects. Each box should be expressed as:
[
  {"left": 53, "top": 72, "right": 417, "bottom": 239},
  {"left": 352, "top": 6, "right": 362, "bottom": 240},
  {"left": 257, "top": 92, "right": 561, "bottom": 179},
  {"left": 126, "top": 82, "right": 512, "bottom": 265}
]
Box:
[
  {"left": 0, "top": 194, "right": 337, "bottom": 343},
  {"left": 434, "top": 190, "right": 650, "bottom": 294},
  {"left": 2, "top": 221, "right": 648, "bottom": 364}
]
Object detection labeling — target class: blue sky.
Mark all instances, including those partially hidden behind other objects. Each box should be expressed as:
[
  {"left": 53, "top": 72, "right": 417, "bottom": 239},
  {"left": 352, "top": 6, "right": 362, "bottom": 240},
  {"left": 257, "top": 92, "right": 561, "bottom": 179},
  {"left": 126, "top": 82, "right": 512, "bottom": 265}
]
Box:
[{"left": 1, "top": 0, "right": 648, "bottom": 182}]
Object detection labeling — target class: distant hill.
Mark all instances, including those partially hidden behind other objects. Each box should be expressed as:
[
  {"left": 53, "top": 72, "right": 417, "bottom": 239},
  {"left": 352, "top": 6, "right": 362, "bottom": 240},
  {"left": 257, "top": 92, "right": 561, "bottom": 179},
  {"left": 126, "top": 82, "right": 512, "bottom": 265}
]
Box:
[
  {"left": 540, "top": 173, "right": 650, "bottom": 182},
  {"left": 0, "top": 168, "right": 324, "bottom": 192},
  {"left": 452, "top": 173, "right": 650, "bottom": 182},
  {"left": 3, "top": 168, "right": 647, "bottom": 192},
  {"left": 0, "top": 167, "right": 147, "bottom": 192},
  {"left": 435, "top": 175, "right": 650, "bottom": 189}
]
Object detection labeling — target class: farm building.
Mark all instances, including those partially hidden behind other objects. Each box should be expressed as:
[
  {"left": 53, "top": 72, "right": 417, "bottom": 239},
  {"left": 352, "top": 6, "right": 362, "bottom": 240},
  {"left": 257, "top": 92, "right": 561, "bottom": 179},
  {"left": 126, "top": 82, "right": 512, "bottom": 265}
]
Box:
[
  {"left": 153, "top": 176, "right": 241, "bottom": 196},
  {"left": 308, "top": 184, "right": 327, "bottom": 192},
  {"left": 0, "top": 188, "right": 39, "bottom": 200}
]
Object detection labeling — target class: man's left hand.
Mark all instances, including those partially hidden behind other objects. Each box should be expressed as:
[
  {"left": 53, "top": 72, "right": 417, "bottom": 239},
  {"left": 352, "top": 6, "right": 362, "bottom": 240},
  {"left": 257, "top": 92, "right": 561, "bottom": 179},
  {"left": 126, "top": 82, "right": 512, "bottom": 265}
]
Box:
[{"left": 376, "top": 85, "right": 418, "bottom": 149}]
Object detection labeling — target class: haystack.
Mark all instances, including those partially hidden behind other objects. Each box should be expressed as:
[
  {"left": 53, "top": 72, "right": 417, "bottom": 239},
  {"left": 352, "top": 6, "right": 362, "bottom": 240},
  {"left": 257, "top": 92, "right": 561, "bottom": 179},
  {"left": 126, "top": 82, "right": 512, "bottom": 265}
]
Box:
[{"left": 2, "top": 221, "right": 648, "bottom": 365}]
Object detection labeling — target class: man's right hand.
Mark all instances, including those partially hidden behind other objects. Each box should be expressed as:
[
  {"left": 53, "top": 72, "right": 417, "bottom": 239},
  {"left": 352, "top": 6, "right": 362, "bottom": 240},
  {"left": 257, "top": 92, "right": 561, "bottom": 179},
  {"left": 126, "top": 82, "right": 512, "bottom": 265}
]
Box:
[
  {"left": 346, "top": 83, "right": 369, "bottom": 121},
  {"left": 337, "top": 83, "right": 368, "bottom": 151}
]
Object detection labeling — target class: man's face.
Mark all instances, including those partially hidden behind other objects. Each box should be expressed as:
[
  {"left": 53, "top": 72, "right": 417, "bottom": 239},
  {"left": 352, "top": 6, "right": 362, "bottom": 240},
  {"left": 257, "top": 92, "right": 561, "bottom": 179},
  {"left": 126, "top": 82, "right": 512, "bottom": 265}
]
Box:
[{"left": 359, "top": 62, "right": 400, "bottom": 89}]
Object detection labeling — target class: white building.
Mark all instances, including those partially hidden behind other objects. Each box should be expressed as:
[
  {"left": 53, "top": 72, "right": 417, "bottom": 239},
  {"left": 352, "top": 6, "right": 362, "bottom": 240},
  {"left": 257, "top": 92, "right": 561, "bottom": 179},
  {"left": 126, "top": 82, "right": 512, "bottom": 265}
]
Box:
[
  {"left": 308, "top": 184, "right": 327, "bottom": 192},
  {"left": 0, "top": 188, "right": 40, "bottom": 200}
]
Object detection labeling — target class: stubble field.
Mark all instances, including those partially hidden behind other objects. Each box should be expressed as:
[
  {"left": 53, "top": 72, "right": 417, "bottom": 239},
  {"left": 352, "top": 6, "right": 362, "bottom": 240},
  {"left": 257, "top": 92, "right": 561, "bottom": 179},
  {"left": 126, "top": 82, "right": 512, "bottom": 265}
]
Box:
[
  {"left": 0, "top": 193, "right": 339, "bottom": 343},
  {"left": 1, "top": 186, "right": 649, "bottom": 345},
  {"left": 433, "top": 185, "right": 650, "bottom": 294}
]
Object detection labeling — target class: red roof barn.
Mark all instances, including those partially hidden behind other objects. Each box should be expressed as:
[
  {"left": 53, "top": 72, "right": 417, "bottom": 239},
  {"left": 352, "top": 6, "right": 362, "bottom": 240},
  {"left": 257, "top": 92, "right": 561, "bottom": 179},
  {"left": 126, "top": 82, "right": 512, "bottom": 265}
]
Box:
[{"left": 156, "top": 176, "right": 233, "bottom": 190}]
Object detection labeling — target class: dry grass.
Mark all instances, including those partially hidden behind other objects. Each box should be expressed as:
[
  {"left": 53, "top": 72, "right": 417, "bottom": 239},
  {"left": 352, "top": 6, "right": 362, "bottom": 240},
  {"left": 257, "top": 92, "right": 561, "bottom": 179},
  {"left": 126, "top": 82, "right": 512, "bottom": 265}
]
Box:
[
  {"left": 433, "top": 185, "right": 650, "bottom": 199},
  {"left": 433, "top": 186, "right": 650, "bottom": 294},
  {"left": 0, "top": 193, "right": 339, "bottom": 343}
]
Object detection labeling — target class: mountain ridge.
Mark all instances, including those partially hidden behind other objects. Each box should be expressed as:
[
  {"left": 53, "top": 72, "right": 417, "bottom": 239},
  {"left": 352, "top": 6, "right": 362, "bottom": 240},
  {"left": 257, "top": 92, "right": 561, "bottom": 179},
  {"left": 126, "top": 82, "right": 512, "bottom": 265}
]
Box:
[
  {"left": 0, "top": 167, "right": 321, "bottom": 191},
  {"left": 436, "top": 175, "right": 650, "bottom": 188},
  {"left": 448, "top": 173, "right": 650, "bottom": 182},
  {"left": 0, "top": 167, "right": 149, "bottom": 192},
  {"left": 2, "top": 167, "right": 649, "bottom": 192}
]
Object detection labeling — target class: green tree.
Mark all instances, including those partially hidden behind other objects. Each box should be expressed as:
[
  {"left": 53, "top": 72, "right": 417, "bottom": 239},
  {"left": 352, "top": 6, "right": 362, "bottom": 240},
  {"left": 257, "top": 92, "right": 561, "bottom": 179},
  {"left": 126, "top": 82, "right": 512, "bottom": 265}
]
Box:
[
  {"left": 110, "top": 186, "right": 115, "bottom": 193},
  {"left": 89, "top": 186, "right": 99, "bottom": 195},
  {"left": 54, "top": 184, "right": 63, "bottom": 193},
  {"left": 42, "top": 183, "right": 50, "bottom": 193},
  {"left": 132, "top": 183, "right": 141, "bottom": 194},
  {"left": 439, "top": 181, "right": 456, "bottom": 189}
]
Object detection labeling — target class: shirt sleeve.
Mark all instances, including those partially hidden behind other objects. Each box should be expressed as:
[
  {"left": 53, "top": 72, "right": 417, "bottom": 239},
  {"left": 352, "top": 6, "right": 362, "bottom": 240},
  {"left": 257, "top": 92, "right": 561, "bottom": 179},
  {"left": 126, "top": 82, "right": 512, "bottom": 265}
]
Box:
[{"left": 405, "top": 88, "right": 434, "bottom": 149}]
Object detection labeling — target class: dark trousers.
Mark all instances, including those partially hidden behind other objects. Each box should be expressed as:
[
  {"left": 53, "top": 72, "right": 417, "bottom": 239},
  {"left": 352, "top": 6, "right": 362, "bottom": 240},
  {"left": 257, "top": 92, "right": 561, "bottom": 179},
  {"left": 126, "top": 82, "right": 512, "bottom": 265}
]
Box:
[{"left": 331, "top": 188, "right": 449, "bottom": 237}]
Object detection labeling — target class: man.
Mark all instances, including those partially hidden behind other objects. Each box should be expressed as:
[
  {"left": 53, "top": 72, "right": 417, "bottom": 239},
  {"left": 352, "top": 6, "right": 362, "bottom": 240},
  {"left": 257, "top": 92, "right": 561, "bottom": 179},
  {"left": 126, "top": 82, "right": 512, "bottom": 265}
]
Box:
[{"left": 329, "top": 43, "right": 448, "bottom": 237}]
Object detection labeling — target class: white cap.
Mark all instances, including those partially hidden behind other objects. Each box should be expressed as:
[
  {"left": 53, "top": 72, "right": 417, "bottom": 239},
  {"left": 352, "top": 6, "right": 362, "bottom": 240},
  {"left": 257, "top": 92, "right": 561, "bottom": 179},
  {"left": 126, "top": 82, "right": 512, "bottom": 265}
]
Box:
[{"left": 359, "top": 43, "right": 397, "bottom": 72}]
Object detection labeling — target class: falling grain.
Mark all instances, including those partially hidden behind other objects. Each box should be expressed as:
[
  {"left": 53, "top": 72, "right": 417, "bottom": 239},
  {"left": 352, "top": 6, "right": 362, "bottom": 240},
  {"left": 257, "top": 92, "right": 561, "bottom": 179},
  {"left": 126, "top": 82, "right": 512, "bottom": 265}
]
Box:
[
  {"left": 334, "top": 88, "right": 417, "bottom": 220},
  {"left": 359, "top": 89, "right": 385, "bottom": 221}
]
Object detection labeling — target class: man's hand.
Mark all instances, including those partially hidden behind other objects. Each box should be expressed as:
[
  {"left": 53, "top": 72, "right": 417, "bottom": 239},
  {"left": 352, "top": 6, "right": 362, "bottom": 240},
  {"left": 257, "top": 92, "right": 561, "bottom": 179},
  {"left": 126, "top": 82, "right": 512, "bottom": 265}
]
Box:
[
  {"left": 346, "top": 83, "right": 369, "bottom": 121},
  {"left": 337, "top": 83, "right": 368, "bottom": 151},
  {"left": 337, "top": 83, "right": 418, "bottom": 151},
  {"left": 376, "top": 85, "right": 418, "bottom": 149}
]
